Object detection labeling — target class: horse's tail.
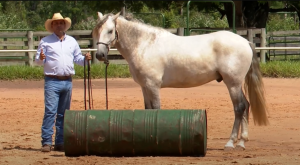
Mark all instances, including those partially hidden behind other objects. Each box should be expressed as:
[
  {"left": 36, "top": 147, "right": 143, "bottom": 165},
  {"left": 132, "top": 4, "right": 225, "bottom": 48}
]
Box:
[{"left": 244, "top": 42, "right": 269, "bottom": 126}]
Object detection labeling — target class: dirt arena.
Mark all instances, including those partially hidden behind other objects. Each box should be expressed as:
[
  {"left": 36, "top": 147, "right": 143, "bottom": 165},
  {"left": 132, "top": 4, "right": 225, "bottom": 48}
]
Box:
[{"left": 0, "top": 78, "right": 299, "bottom": 165}]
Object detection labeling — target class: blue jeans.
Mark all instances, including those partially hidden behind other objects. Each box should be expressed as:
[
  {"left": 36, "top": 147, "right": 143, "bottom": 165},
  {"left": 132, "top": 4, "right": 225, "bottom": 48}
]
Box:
[{"left": 41, "top": 76, "right": 72, "bottom": 146}]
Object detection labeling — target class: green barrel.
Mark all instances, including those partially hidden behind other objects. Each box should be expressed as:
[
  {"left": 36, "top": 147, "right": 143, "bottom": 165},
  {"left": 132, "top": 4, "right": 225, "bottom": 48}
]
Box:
[{"left": 64, "top": 109, "right": 207, "bottom": 157}]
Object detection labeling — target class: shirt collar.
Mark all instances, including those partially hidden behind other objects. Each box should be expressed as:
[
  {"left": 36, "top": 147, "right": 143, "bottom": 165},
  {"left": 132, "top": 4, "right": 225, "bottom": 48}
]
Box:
[{"left": 52, "top": 33, "right": 67, "bottom": 41}]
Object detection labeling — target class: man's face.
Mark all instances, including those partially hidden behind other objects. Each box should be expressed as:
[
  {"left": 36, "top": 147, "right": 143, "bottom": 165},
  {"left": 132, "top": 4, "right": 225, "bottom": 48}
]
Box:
[{"left": 51, "top": 20, "right": 65, "bottom": 33}]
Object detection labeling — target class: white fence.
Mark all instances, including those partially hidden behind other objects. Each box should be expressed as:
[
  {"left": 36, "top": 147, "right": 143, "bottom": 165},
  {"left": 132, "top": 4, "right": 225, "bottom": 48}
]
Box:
[{"left": 0, "top": 47, "right": 299, "bottom": 65}]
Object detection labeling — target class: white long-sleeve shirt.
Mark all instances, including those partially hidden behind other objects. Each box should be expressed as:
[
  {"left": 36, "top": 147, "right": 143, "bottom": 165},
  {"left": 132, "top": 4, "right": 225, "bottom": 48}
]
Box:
[{"left": 35, "top": 33, "right": 86, "bottom": 76}]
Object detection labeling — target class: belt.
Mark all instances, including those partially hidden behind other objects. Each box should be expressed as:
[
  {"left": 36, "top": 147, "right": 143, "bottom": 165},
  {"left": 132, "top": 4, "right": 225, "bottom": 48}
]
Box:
[{"left": 45, "top": 75, "right": 72, "bottom": 80}]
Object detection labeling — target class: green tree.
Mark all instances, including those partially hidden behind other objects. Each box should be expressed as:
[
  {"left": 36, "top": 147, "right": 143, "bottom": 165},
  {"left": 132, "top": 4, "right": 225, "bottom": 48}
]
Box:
[{"left": 0, "top": 1, "right": 29, "bottom": 29}]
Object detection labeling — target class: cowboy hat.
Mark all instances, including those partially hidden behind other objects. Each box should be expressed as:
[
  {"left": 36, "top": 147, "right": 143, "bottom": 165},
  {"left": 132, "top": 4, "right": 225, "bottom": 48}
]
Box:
[{"left": 45, "top": 13, "right": 71, "bottom": 33}]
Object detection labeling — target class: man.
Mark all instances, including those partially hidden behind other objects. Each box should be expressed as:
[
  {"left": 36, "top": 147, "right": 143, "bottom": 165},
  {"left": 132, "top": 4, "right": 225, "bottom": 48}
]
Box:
[{"left": 35, "top": 13, "right": 92, "bottom": 152}]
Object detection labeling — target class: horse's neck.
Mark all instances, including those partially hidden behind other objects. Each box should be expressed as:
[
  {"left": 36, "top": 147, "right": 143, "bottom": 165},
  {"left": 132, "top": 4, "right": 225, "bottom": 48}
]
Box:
[{"left": 114, "top": 18, "right": 164, "bottom": 59}]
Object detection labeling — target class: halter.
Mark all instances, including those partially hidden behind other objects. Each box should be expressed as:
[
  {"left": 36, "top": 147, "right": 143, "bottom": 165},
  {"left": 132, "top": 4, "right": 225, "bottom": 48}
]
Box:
[{"left": 96, "top": 29, "right": 119, "bottom": 51}]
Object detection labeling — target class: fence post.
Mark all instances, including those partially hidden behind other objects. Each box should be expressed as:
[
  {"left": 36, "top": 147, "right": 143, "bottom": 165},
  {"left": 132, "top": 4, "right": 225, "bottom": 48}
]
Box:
[
  {"left": 260, "top": 28, "right": 266, "bottom": 63},
  {"left": 177, "top": 28, "right": 184, "bottom": 36},
  {"left": 121, "top": 0, "right": 126, "bottom": 16},
  {"left": 92, "top": 37, "right": 99, "bottom": 64},
  {"left": 247, "top": 29, "right": 253, "bottom": 43},
  {"left": 4, "top": 38, "right": 7, "bottom": 50},
  {"left": 26, "top": 31, "right": 34, "bottom": 66},
  {"left": 121, "top": 6, "right": 126, "bottom": 16}
]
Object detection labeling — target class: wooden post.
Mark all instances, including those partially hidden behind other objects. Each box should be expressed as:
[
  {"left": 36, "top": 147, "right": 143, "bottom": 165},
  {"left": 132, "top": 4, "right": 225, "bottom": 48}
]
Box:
[
  {"left": 121, "top": 1, "right": 126, "bottom": 16},
  {"left": 260, "top": 28, "right": 266, "bottom": 63},
  {"left": 247, "top": 29, "right": 253, "bottom": 43},
  {"left": 92, "top": 37, "right": 99, "bottom": 64},
  {"left": 26, "top": 31, "right": 34, "bottom": 66},
  {"left": 177, "top": 28, "right": 184, "bottom": 36},
  {"left": 3, "top": 38, "right": 7, "bottom": 50}
]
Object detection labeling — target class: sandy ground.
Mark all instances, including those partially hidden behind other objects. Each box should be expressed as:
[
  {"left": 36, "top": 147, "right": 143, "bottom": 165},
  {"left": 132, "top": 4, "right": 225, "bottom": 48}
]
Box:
[{"left": 0, "top": 77, "right": 300, "bottom": 165}]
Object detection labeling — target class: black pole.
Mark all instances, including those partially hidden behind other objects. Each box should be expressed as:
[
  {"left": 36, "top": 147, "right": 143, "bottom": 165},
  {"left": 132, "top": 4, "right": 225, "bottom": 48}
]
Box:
[{"left": 84, "top": 57, "right": 87, "bottom": 110}]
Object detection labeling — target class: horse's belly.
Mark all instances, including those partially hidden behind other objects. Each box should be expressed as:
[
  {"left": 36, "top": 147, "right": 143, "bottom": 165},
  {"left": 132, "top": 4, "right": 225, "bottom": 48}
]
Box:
[{"left": 161, "top": 72, "right": 218, "bottom": 88}]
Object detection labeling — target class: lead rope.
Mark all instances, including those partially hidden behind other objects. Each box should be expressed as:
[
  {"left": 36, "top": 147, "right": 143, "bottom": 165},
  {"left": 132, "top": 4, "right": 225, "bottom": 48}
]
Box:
[
  {"left": 104, "top": 60, "right": 109, "bottom": 110},
  {"left": 87, "top": 59, "right": 94, "bottom": 109},
  {"left": 84, "top": 55, "right": 108, "bottom": 110},
  {"left": 96, "top": 30, "right": 118, "bottom": 110},
  {"left": 84, "top": 55, "right": 94, "bottom": 110},
  {"left": 84, "top": 57, "right": 87, "bottom": 110}
]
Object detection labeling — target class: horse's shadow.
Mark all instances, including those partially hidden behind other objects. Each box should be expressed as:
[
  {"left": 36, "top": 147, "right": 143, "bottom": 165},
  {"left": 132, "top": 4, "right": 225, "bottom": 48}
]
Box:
[
  {"left": 3, "top": 146, "right": 40, "bottom": 152},
  {"left": 207, "top": 148, "right": 224, "bottom": 151}
]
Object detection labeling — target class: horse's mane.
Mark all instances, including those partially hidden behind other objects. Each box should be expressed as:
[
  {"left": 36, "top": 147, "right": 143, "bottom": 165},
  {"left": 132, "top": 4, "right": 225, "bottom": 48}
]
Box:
[
  {"left": 92, "top": 12, "right": 170, "bottom": 38},
  {"left": 122, "top": 12, "right": 168, "bottom": 34}
]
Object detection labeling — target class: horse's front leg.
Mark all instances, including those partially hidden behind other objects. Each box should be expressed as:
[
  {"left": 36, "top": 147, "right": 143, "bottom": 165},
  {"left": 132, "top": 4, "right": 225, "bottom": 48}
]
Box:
[
  {"left": 141, "top": 86, "right": 161, "bottom": 109},
  {"left": 224, "top": 86, "right": 248, "bottom": 150}
]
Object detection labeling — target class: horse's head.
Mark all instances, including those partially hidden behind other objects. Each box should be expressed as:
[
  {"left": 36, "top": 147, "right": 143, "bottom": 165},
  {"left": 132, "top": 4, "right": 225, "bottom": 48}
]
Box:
[{"left": 92, "top": 12, "right": 120, "bottom": 62}]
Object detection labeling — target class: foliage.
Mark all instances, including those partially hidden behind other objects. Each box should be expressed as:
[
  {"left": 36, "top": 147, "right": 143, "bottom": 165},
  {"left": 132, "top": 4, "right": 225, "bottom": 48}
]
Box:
[
  {"left": 268, "top": 1, "right": 285, "bottom": 8},
  {"left": 1, "top": 1, "right": 300, "bottom": 81},
  {"left": 0, "top": 1, "right": 299, "bottom": 31},
  {"left": 0, "top": 65, "right": 44, "bottom": 80},
  {"left": 72, "top": 63, "right": 131, "bottom": 79},
  {"left": 0, "top": 2, "right": 29, "bottom": 29},
  {"left": 260, "top": 61, "right": 300, "bottom": 78},
  {"left": 73, "top": 16, "right": 98, "bottom": 30},
  {"left": 125, "top": 1, "right": 228, "bottom": 29},
  {"left": 267, "top": 13, "right": 299, "bottom": 32},
  {"left": 1, "top": 61, "right": 300, "bottom": 80},
  {"left": 188, "top": 8, "right": 228, "bottom": 29},
  {"left": 0, "top": 63, "right": 131, "bottom": 81}
]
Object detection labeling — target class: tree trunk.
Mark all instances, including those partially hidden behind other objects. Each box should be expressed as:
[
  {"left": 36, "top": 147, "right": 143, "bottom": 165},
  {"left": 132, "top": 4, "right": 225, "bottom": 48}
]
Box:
[
  {"left": 224, "top": 1, "right": 243, "bottom": 28},
  {"left": 243, "top": 1, "right": 269, "bottom": 28},
  {"left": 223, "top": 1, "right": 269, "bottom": 28}
]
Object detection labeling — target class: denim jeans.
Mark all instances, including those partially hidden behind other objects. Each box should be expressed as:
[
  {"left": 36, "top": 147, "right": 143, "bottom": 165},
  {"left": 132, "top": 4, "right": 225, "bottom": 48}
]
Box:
[{"left": 41, "top": 76, "right": 72, "bottom": 146}]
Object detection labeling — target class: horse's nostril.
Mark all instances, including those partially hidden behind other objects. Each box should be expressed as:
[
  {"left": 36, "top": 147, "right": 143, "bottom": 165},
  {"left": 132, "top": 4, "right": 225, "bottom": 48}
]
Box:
[{"left": 96, "top": 53, "right": 105, "bottom": 61}]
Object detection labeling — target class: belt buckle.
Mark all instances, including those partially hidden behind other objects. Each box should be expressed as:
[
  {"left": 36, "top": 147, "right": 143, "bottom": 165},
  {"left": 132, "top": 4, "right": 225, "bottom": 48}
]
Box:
[
  {"left": 58, "top": 76, "right": 70, "bottom": 80},
  {"left": 46, "top": 75, "right": 70, "bottom": 80}
]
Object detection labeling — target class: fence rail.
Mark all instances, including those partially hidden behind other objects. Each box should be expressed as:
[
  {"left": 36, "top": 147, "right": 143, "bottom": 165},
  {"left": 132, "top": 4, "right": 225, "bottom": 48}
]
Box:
[
  {"left": 1, "top": 47, "right": 300, "bottom": 53},
  {"left": 0, "top": 47, "right": 299, "bottom": 65},
  {"left": 267, "top": 34, "right": 300, "bottom": 60},
  {"left": 1, "top": 28, "right": 300, "bottom": 66}
]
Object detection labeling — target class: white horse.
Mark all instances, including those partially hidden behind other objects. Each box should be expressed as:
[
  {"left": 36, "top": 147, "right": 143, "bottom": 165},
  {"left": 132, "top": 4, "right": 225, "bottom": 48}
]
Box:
[{"left": 92, "top": 12, "right": 269, "bottom": 150}]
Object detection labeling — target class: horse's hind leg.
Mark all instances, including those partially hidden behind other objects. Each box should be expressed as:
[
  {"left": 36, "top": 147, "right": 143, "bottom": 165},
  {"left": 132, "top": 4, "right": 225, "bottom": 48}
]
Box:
[
  {"left": 236, "top": 99, "right": 250, "bottom": 150},
  {"left": 224, "top": 84, "right": 249, "bottom": 150},
  {"left": 141, "top": 86, "right": 161, "bottom": 109}
]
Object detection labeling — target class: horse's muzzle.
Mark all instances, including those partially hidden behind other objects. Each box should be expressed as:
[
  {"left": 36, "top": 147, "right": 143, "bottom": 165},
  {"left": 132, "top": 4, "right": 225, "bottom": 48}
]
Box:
[{"left": 96, "top": 53, "right": 106, "bottom": 61}]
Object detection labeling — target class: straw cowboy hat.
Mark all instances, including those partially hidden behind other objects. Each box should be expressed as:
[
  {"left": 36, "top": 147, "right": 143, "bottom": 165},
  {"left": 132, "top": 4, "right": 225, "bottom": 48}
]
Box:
[{"left": 45, "top": 13, "right": 71, "bottom": 33}]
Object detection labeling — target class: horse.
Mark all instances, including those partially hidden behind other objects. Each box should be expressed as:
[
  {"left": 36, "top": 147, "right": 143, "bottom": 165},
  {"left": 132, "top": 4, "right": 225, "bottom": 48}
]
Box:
[{"left": 92, "top": 11, "right": 269, "bottom": 150}]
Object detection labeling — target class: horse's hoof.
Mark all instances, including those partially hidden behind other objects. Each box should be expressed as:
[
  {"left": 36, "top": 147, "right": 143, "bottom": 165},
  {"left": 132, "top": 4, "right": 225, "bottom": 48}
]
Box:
[
  {"left": 235, "top": 145, "right": 245, "bottom": 151},
  {"left": 224, "top": 146, "right": 234, "bottom": 151}
]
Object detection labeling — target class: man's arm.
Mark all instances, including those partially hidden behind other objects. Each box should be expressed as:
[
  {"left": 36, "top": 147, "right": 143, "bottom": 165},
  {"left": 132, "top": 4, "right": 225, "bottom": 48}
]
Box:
[
  {"left": 35, "top": 40, "right": 45, "bottom": 65},
  {"left": 73, "top": 43, "right": 91, "bottom": 66}
]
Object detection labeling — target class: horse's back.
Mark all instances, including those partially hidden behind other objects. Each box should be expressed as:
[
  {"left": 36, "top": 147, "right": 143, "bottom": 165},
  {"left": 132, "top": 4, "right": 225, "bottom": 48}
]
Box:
[{"left": 158, "top": 30, "right": 253, "bottom": 88}]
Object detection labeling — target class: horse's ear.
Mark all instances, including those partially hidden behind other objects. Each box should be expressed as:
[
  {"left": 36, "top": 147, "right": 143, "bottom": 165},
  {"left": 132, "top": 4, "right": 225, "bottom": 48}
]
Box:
[
  {"left": 112, "top": 12, "right": 121, "bottom": 21},
  {"left": 97, "top": 12, "right": 103, "bottom": 20}
]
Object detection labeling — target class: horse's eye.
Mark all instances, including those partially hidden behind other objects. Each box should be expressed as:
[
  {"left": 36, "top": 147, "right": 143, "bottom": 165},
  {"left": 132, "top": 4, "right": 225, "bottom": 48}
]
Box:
[{"left": 108, "top": 30, "right": 113, "bottom": 34}]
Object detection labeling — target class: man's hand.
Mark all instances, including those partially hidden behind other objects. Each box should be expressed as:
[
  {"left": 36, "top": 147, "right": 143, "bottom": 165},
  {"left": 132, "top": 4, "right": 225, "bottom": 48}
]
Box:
[
  {"left": 84, "top": 52, "right": 92, "bottom": 61},
  {"left": 39, "top": 48, "right": 46, "bottom": 60}
]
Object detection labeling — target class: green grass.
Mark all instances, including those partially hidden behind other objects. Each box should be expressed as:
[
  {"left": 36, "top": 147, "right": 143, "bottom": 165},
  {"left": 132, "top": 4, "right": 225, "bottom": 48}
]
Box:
[
  {"left": 260, "top": 60, "right": 300, "bottom": 78},
  {"left": 0, "top": 63, "right": 131, "bottom": 80},
  {"left": 73, "top": 63, "right": 131, "bottom": 79},
  {"left": 0, "top": 61, "right": 300, "bottom": 80}
]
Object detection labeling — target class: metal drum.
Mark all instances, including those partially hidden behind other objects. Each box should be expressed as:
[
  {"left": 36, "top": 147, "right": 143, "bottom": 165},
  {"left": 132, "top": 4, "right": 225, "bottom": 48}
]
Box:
[{"left": 64, "top": 109, "right": 207, "bottom": 157}]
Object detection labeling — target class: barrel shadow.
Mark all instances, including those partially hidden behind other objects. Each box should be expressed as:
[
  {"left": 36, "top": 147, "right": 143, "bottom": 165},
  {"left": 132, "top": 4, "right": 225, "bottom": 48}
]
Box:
[{"left": 3, "top": 146, "right": 41, "bottom": 152}]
